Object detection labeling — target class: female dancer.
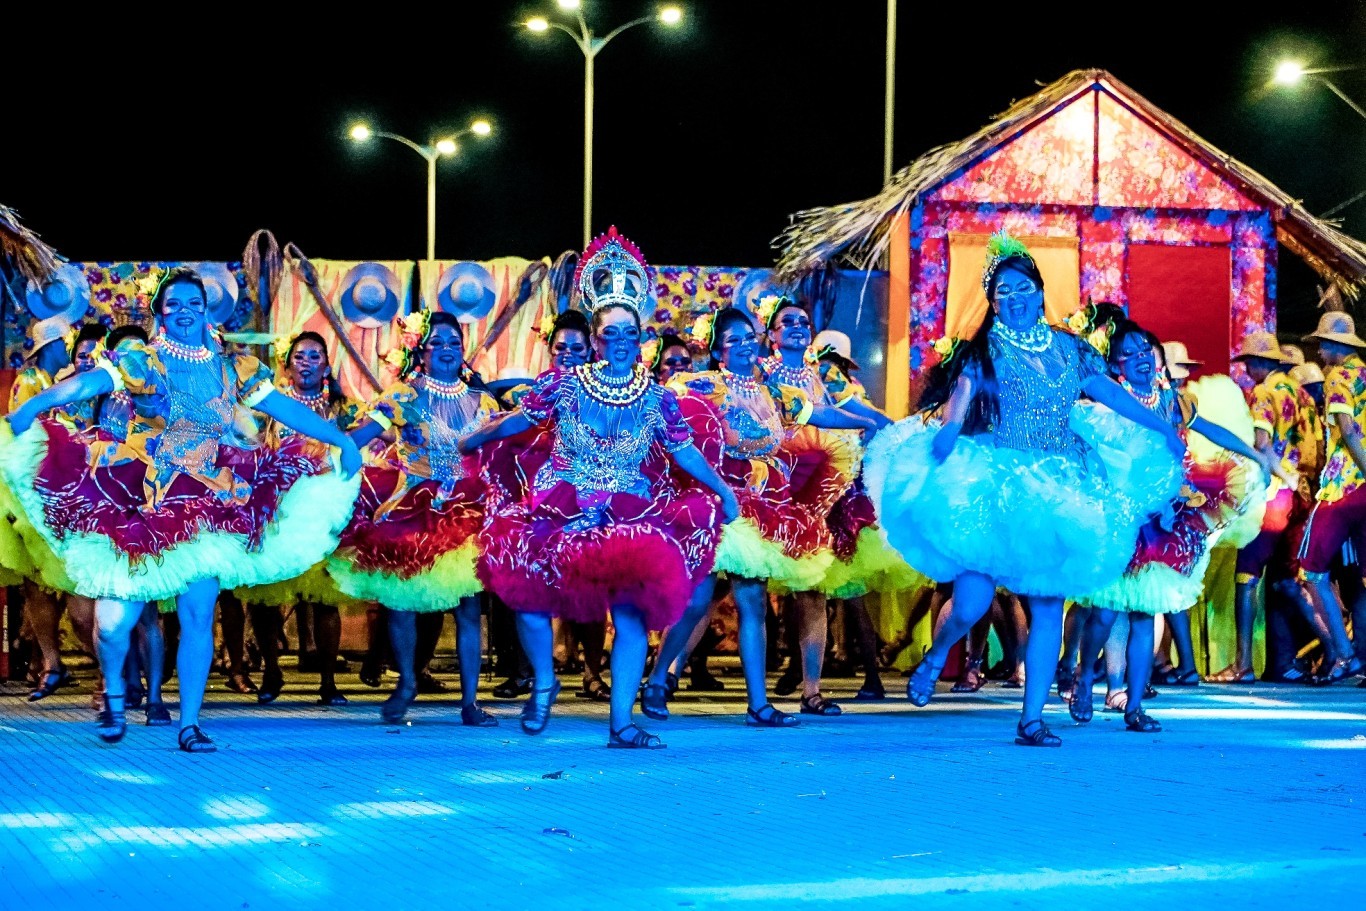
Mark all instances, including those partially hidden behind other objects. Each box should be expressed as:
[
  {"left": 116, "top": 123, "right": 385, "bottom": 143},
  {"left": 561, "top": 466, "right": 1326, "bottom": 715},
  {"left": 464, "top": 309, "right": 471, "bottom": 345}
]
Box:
[
  {"left": 2, "top": 267, "right": 362, "bottom": 751},
  {"left": 863, "top": 234, "right": 1185, "bottom": 746},
  {"left": 233, "top": 331, "right": 364, "bottom": 706},
  {"left": 332, "top": 311, "right": 499, "bottom": 727},
  {"left": 642, "top": 305, "right": 878, "bottom": 727},
  {"left": 465, "top": 226, "right": 738, "bottom": 747},
  {"left": 1072, "top": 320, "right": 1279, "bottom": 731}
]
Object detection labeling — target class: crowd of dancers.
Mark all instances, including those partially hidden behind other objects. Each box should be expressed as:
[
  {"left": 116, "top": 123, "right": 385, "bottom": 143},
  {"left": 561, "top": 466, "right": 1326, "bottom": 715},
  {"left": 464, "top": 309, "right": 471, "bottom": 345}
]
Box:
[{"left": 2, "top": 229, "right": 1362, "bottom": 753}]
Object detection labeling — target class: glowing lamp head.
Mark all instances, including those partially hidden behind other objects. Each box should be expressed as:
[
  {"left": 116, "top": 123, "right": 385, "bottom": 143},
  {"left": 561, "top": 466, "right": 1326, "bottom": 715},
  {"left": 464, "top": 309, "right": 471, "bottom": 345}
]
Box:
[
  {"left": 350, "top": 125, "right": 371, "bottom": 142},
  {"left": 435, "top": 139, "right": 458, "bottom": 156},
  {"left": 659, "top": 6, "right": 682, "bottom": 25},
  {"left": 471, "top": 120, "right": 492, "bottom": 136},
  {"left": 1274, "top": 61, "right": 1306, "bottom": 85},
  {"left": 526, "top": 16, "right": 549, "bottom": 31}
]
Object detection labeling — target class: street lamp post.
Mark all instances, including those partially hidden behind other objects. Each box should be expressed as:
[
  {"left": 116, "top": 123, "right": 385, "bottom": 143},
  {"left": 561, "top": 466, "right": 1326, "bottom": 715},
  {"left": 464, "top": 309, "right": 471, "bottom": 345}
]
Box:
[
  {"left": 348, "top": 119, "right": 493, "bottom": 261},
  {"left": 1273, "top": 61, "right": 1366, "bottom": 122},
  {"left": 527, "top": 1, "right": 683, "bottom": 248}
]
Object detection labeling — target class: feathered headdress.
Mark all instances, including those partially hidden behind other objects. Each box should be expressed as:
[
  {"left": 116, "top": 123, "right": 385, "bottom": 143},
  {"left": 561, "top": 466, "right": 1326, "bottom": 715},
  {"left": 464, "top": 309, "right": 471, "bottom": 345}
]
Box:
[{"left": 981, "top": 231, "right": 1036, "bottom": 294}]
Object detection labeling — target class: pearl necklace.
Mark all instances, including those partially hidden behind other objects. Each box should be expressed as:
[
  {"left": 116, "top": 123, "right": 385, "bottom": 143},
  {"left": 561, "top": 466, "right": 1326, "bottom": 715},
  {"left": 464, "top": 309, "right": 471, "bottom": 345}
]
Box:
[
  {"left": 723, "top": 368, "right": 763, "bottom": 400},
  {"left": 422, "top": 375, "right": 468, "bottom": 399},
  {"left": 580, "top": 362, "right": 650, "bottom": 406},
  {"left": 285, "top": 386, "right": 328, "bottom": 409},
  {"left": 155, "top": 334, "right": 213, "bottom": 362},
  {"left": 762, "top": 355, "right": 813, "bottom": 388},
  {"left": 991, "top": 319, "right": 1052, "bottom": 354}
]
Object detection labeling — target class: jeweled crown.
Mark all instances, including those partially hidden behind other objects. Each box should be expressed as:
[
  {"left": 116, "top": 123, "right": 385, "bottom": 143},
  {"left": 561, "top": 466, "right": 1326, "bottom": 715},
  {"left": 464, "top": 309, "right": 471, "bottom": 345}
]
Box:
[{"left": 573, "top": 226, "right": 650, "bottom": 315}]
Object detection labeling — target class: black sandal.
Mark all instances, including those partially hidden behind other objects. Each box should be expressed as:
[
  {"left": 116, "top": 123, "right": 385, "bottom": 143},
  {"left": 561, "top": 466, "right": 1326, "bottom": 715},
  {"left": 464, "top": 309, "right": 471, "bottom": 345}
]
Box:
[
  {"left": 96, "top": 693, "right": 127, "bottom": 744},
  {"left": 178, "top": 725, "right": 216, "bottom": 753},
  {"left": 905, "top": 657, "right": 943, "bottom": 707},
  {"left": 854, "top": 680, "right": 886, "bottom": 701},
  {"left": 460, "top": 703, "right": 499, "bottom": 727},
  {"left": 29, "top": 666, "right": 72, "bottom": 702},
  {"left": 1156, "top": 668, "right": 1200, "bottom": 686},
  {"left": 800, "top": 693, "right": 843, "bottom": 716},
  {"left": 520, "top": 680, "right": 561, "bottom": 735},
  {"left": 1068, "top": 679, "right": 1094, "bottom": 723},
  {"left": 316, "top": 688, "right": 349, "bottom": 707},
  {"left": 1124, "top": 709, "right": 1162, "bottom": 733},
  {"left": 950, "top": 658, "right": 985, "bottom": 693},
  {"left": 745, "top": 703, "right": 799, "bottom": 727},
  {"left": 607, "top": 723, "right": 666, "bottom": 749},
  {"left": 576, "top": 676, "right": 612, "bottom": 702},
  {"left": 639, "top": 682, "right": 670, "bottom": 721},
  {"left": 1014, "top": 719, "right": 1062, "bottom": 747},
  {"left": 144, "top": 701, "right": 172, "bottom": 726}
]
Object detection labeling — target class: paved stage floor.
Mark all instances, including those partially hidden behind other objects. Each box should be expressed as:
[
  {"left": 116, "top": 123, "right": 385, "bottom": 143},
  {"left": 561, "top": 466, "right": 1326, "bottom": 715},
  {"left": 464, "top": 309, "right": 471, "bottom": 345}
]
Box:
[{"left": 1, "top": 662, "right": 1362, "bottom": 910}]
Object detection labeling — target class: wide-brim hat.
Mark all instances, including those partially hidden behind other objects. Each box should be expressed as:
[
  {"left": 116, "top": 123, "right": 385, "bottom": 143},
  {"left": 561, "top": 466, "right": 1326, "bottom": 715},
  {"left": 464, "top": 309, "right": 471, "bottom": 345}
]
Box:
[
  {"left": 24, "top": 262, "right": 90, "bottom": 323},
  {"left": 190, "top": 262, "right": 242, "bottom": 326},
  {"left": 436, "top": 262, "right": 498, "bottom": 323},
  {"left": 1305, "top": 311, "right": 1366, "bottom": 348},
  {"left": 339, "top": 262, "right": 402, "bottom": 329},
  {"left": 1160, "top": 339, "right": 1202, "bottom": 368},
  {"left": 1291, "top": 363, "right": 1325, "bottom": 385},
  {"left": 485, "top": 363, "right": 536, "bottom": 396},
  {"left": 24, "top": 314, "right": 73, "bottom": 362},
  {"left": 1278, "top": 343, "right": 1306, "bottom": 367},
  {"left": 814, "top": 329, "right": 859, "bottom": 369},
  {"left": 1231, "top": 331, "right": 1285, "bottom": 363}
]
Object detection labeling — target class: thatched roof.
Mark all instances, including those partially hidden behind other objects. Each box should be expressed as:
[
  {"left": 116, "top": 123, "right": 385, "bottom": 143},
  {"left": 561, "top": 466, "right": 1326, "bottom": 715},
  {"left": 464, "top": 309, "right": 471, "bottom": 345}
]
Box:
[
  {"left": 774, "top": 69, "right": 1366, "bottom": 298},
  {"left": 0, "top": 203, "right": 60, "bottom": 285}
]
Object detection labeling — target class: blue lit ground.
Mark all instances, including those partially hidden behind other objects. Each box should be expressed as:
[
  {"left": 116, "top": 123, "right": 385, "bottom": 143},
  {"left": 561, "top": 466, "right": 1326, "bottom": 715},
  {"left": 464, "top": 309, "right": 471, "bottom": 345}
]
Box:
[{"left": 1, "top": 660, "right": 1363, "bottom": 911}]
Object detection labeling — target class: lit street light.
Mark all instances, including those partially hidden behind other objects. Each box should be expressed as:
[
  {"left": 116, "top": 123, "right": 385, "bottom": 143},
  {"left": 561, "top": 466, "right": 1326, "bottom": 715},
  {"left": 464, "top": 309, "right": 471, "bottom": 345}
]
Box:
[
  {"left": 1273, "top": 60, "right": 1366, "bottom": 122},
  {"left": 525, "top": 3, "right": 684, "bottom": 247},
  {"left": 348, "top": 118, "right": 494, "bottom": 261}
]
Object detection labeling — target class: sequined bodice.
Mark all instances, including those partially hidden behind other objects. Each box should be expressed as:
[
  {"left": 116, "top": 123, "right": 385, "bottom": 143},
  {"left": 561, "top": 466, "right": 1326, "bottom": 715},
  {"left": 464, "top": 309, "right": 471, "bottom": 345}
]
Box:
[
  {"left": 718, "top": 373, "right": 786, "bottom": 462},
  {"left": 536, "top": 373, "right": 673, "bottom": 498},
  {"left": 988, "top": 329, "right": 1086, "bottom": 455},
  {"left": 404, "top": 379, "right": 489, "bottom": 485},
  {"left": 155, "top": 345, "right": 235, "bottom": 476}
]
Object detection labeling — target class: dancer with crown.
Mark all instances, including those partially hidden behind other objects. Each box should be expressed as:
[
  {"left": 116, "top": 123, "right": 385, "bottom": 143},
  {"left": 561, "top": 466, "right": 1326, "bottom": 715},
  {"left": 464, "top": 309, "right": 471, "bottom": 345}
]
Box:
[
  {"left": 640, "top": 301, "right": 880, "bottom": 728},
  {"left": 463, "top": 227, "right": 738, "bottom": 748},
  {"left": 331, "top": 310, "right": 502, "bottom": 728},
  {"left": 0, "top": 267, "right": 363, "bottom": 752},
  {"left": 862, "top": 234, "right": 1185, "bottom": 747}
]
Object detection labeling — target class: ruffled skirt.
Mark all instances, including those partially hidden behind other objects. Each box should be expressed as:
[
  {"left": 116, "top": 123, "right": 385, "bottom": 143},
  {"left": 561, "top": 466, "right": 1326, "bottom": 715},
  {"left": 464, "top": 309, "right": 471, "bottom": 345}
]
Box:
[
  {"left": 862, "top": 402, "right": 1182, "bottom": 598},
  {"left": 328, "top": 466, "right": 484, "bottom": 612},
  {"left": 477, "top": 429, "right": 721, "bottom": 629},
  {"left": 0, "top": 420, "right": 359, "bottom": 602}
]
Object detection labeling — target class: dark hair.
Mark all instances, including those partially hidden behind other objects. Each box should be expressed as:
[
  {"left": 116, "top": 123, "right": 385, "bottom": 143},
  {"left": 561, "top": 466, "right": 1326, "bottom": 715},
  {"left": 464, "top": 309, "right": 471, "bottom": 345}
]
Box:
[
  {"left": 106, "top": 324, "right": 149, "bottom": 349},
  {"left": 152, "top": 266, "right": 206, "bottom": 315},
  {"left": 765, "top": 297, "right": 806, "bottom": 332},
  {"left": 653, "top": 331, "right": 690, "bottom": 373},
  {"left": 285, "top": 330, "right": 345, "bottom": 409},
  {"left": 70, "top": 322, "right": 107, "bottom": 356},
  {"left": 918, "top": 253, "right": 1047, "bottom": 431},
  {"left": 708, "top": 307, "right": 756, "bottom": 370},
  {"left": 548, "top": 308, "right": 591, "bottom": 345},
  {"left": 589, "top": 303, "right": 640, "bottom": 337}
]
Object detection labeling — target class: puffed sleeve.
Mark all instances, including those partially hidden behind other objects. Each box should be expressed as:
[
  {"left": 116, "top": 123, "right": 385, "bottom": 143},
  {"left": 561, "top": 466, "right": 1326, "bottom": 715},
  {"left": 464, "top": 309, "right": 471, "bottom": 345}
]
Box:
[
  {"left": 518, "top": 369, "right": 567, "bottom": 425},
  {"left": 654, "top": 387, "right": 694, "bottom": 453},
  {"left": 773, "top": 382, "right": 814, "bottom": 427},
  {"left": 230, "top": 353, "right": 275, "bottom": 407},
  {"left": 337, "top": 397, "right": 366, "bottom": 432},
  {"left": 98, "top": 340, "right": 161, "bottom": 396},
  {"left": 818, "top": 360, "right": 858, "bottom": 407},
  {"left": 365, "top": 383, "right": 417, "bottom": 431},
  {"left": 7, "top": 369, "right": 50, "bottom": 411},
  {"left": 476, "top": 391, "right": 500, "bottom": 427}
]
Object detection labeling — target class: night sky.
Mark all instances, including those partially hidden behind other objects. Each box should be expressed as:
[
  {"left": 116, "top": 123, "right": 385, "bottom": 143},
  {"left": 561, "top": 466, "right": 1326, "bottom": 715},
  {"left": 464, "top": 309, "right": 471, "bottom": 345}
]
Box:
[{"left": 5, "top": 2, "right": 1363, "bottom": 333}]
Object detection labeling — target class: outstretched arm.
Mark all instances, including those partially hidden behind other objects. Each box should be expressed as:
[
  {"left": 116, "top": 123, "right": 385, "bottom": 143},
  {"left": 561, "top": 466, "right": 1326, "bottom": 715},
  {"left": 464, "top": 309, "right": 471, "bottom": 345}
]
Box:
[
  {"left": 458, "top": 410, "right": 534, "bottom": 453},
  {"left": 841, "top": 396, "right": 893, "bottom": 430},
  {"left": 809, "top": 403, "right": 878, "bottom": 433},
  {"left": 931, "top": 374, "right": 972, "bottom": 462},
  {"left": 670, "top": 444, "right": 740, "bottom": 523},
  {"left": 6, "top": 369, "right": 113, "bottom": 435},
  {"left": 255, "top": 390, "right": 362, "bottom": 478},
  {"left": 1189, "top": 415, "right": 1294, "bottom": 485},
  {"left": 1082, "top": 374, "right": 1185, "bottom": 459}
]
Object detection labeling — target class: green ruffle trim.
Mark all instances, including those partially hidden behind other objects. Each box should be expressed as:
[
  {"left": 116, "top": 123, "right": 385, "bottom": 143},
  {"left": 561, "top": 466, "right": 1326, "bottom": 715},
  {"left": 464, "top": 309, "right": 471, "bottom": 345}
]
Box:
[
  {"left": 327, "top": 540, "right": 481, "bottom": 612},
  {"left": 234, "top": 563, "right": 359, "bottom": 609},
  {"left": 0, "top": 420, "right": 359, "bottom": 602},
  {"left": 814, "top": 527, "right": 931, "bottom": 599},
  {"left": 714, "top": 517, "right": 833, "bottom": 591}
]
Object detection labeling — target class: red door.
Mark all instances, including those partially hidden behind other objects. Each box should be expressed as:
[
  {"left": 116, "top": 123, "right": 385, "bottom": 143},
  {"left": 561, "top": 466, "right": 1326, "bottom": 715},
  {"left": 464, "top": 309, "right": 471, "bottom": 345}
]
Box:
[{"left": 1126, "top": 244, "right": 1232, "bottom": 381}]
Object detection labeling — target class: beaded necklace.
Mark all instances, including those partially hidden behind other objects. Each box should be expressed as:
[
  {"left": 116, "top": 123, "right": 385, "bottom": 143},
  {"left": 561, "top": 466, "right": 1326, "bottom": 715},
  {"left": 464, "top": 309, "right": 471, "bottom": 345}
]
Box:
[
  {"left": 1120, "top": 376, "right": 1162, "bottom": 411},
  {"left": 284, "top": 385, "right": 328, "bottom": 410},
  {"left": 155, "top": 334, "right": 214, "bottom": 362},
  {"left": 722, "top": 367, "right": 763, "bottom": 400},
  {"left": 990, "top": 318, "right": 1052, "bottom": 354},
  {"left": 423, "top": 375, "right": 469, "bottom": 399},
  {"left": 580, "top": 361, "right": 650, "bottom": 406}
]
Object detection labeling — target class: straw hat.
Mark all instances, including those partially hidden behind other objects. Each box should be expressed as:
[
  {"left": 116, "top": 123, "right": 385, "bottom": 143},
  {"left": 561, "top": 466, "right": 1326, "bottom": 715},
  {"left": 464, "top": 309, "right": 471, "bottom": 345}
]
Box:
[
  {"left": 1304, "top": 311, "right": 1366, "bottom": 348},
  {"left": 339, "top": 262, "right": 402, "bottom": 329},
  {"left": 1160, "top": 340, "right": 1202, "bottom": 380},
  {"left": 436, "top": 262, "right": 498, "bottom": 323},
  {"left": 1278, "top": 343, "right": 1306, "bottom": 367},
  {"left": 814, "top": 329, "right": 859, "bottom": 369},
  {"left": 1232, "top": 331, "right": 1285, "bottom": 362},
  {"left": 24, "top": 262, "right": 91, "bottom": 324},
  {"left": 24, "top": 315, "right": 73, "bottom": 362},
  {"left": 1290, "top": 363, "right": 1325, "bottom": 385}
]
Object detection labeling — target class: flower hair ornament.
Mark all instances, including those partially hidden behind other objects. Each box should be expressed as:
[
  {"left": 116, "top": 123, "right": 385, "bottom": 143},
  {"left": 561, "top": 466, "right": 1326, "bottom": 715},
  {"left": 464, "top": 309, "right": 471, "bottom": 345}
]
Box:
[
  {"left": 539, "top": 311, "right": 558, "bottom": 343},
  {"left": 755, "top": 293, "right": 789, "bottom": 331},
  {"left": 134, "top": 266, "right": 166, "bottom": 307},
  {"left": 932, "top": 335, "right": 964, "bottom": 363},
  {"left": 981, "top": 231, "right": 1037, "bottom": 294},
  {"left": 640, "top": 337, "right": 661, "bottom": 370},
  {"left": 573, "top": 226, "right": 650, "bottom": 318},
  {"left": 690, "top": 311, "right": 716, "bottom": 348},
  {"left": 385, "top": 309, "right": 432, "bottom": 376},
  {"left": 1066, "top": 299, "right": 1124, "bottom": 357}
]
